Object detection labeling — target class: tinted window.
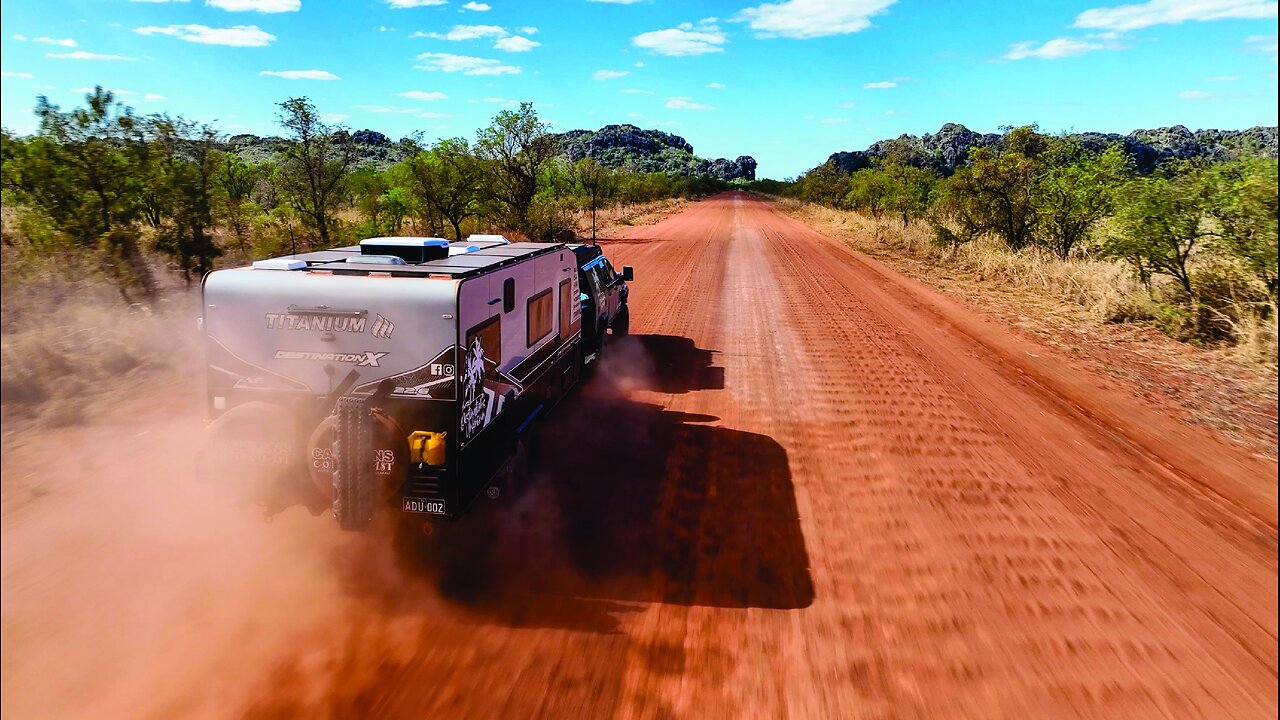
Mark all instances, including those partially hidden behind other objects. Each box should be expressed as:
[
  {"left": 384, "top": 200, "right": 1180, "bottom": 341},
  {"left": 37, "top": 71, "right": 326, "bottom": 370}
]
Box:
[
  {"left": 591, "top": 263, "right": 613, "bottom": 290},
  {"left": 526, "top": 288, "right": 553, "bottom": 347},
  {"left": 503, "top": 277, "right": 515, "bottom": 313},
  {"left": 580, "top": 266, "right": 602, "bottom": 298},
  {"left": 465, "top": 314, "right": 501, "bottom": 368}
]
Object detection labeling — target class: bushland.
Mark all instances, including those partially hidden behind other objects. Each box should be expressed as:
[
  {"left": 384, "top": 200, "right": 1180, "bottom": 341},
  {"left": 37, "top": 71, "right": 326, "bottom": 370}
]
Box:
[{"left": 770, "top": 126, "right": 1278, "bottom": 365}]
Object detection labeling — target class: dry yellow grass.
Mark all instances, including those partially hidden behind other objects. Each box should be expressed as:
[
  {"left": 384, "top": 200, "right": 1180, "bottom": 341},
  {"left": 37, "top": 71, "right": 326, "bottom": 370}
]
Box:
[
  {"left": 0, "top": 242, "right": 201, "bottom": 438},
  {"left": 781, "top": 199, "right": 1159, "bottom": 325},
  {"left": 780, "top": 200, "right": 1279, "bottom": 368}
]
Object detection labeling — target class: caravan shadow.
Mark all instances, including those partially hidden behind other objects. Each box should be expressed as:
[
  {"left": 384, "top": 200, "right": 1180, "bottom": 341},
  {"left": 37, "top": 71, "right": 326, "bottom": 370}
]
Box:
[{"left": 352, "top": 333, "right": 813, "bottom": 630}]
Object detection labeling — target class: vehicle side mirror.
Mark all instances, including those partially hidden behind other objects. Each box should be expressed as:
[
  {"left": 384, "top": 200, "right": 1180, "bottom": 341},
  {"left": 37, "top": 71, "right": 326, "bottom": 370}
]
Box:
[{"left": 621, "top": 266, "right": 634, "bottom": 282}]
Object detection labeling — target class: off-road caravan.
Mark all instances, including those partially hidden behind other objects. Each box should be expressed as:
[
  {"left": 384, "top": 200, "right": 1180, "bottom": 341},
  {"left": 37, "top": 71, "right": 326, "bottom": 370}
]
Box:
[{"left": 199, "top": 236, "right": 582, "bottom": 530}]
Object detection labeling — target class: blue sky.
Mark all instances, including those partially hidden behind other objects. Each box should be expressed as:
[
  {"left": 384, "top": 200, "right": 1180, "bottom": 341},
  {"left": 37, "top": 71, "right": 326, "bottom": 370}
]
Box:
[{"left": 1, "top": 0, "right": 1276, "bottom": 178}]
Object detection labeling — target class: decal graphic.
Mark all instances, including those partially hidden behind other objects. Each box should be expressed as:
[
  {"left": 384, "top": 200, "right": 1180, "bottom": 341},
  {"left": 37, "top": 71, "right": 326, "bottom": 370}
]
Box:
[
  {"left": 205, "top": 336, "right": 310, "bottom": 392},
  {"left": 353, "top": 347, "right": 457, "bottom": 399},
  {"left": 460, "top": 336, "right": 489, "bottom": 442},
  {"left": 460, "top": 317, "right": 521, "bottom": 446},
  {"left": 265, "top": 312, "right": 366, "bottom": 333},
  {"left": 371, "top": 314, "right": 395, "bottom": 339},
  {"left": 274, "top": 350, "right": 387, "bottom": 367}
]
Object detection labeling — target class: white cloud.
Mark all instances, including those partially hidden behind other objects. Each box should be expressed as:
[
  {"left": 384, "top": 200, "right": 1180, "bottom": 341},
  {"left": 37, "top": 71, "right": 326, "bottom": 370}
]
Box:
[
  {"left": 399, "top": 90, "right": 448, "bottom": 100},
  {"left": 207, "top": 0, "right": 300, "bottom": 11},
  {"left": 665, "top": 96, "right": 714, "bottom": 110},
  {"left": 72, "top": 86, "right": 136, "bottom": 95},
  {"left": 387, "top": 0, "right": 447, "bottom": 6},
  {"left": 706, "top": 81, "right": 725, "bottom": 88},
  {"left": 415, "top": 23, "right": 507, "bottom": 40},
  {"left": 130, "top": 0, "right": 190, "bottom": 3},
  {"left": 820, "top": 117, "right": 848, "bottom": 124},
  {"left": 462, "top": 1, "right": 490, "bottom": 9},
  {"left": 47, "top": 51, "right": 136, "bottom": 60},
  {"left": 633, "top": 60, "right": 645, "bottom": 67},
  {"left": 593, "top": 69, "right": 628, "bottom": 80},
  {"left": 1004, "top": 35, "right": 1123, "bottom": 60},
  {"left": 144, "top": 93, "right": 166, "bottom": 101},
  {"left": 135, "top": 24, "right": 276, "bottom": 46},
  {"left": 494, "top": 35, "right": 539, "bottom": 51},
  {"left": 632, "top": 21, "right": 726, "bottom": 56},
  {"left": 482, "top": 97, "right": 520, "bottom": 106},
  {"left": 588, "top": 0, "right": 643, "bottom": 3},
  {"left": 1205, "top": 74, "right": 1239, "bottom": 81},
  {"left": 1178, "top": 89, "right": 1215, "bottom": 99},
  {"left": 1243, "top": 33, "right": 1278, "bottom": 55},
  {"left": 619, "top": 88, "right": 653, "bottom": 94},
  {"left": 414, "top": 52, "right": 520, "bottom": 74},
  {"left": 518, "top": 26, "right": 538, "bottom": 34},
  {"left": 411, "top": 23, "right": 539, "bottom": 52},
  {"left": 379, "top": 25, "right": 395, "bottom": 31},
  {"left": 1075, "top": 0, "right": 1276, "bottom": 31},
  {"left": 33, "top": 36, "right": 79, "bottom": 47},
  {"left": 862, "top": 80, "right": 896, "bottom": 88},
  {"left": 2, "top": 71, "right": 35, "bottom": 78},
  {"left": 259, "top": 69, "right": 340, "bottom": 79},
  {"left": 734, "top": 0, "right": 896, "bottom": 39},
  {"left": 12, "top": 34, "right": 29, "bottom": 40}
]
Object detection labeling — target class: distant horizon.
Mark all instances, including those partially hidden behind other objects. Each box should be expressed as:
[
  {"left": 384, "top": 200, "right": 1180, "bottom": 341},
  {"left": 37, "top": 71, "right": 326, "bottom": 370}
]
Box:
[
  {"left": 2, "top": 0, "right": 1276, "bottom": 178},
  {"left": 5, "top": 93, "right": 1274, "bottom": 180}
]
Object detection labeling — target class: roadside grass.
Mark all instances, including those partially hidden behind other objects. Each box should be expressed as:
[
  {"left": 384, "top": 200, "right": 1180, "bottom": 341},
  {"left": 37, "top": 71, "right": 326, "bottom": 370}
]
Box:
[
  {"left": 0, "top": 239, "right": 200, "bottom": 439},
  {"left": 593, "top": 198, "right": 690, "bottom": 235},
  {"left": 781, "top": 199, "right": 1278, "bottom": 368},
  {"left": 783, "top": 200, "right": 1153, "bottom": 321}
]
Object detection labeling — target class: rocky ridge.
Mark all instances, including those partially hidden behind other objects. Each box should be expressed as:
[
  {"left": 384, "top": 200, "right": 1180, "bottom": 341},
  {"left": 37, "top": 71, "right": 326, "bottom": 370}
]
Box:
[
  {"left": 554, "top": 124, "right": 757, "bottom": 181},
  {"left": 225, "top": 124, "right": 758, "bottom": 181}
]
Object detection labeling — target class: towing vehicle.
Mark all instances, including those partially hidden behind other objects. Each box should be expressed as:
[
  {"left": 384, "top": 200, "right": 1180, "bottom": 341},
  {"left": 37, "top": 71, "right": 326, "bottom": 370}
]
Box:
[
  {"left": 198, "top": 235, "right": 633, "bottom": 530},
  {"left": 571, "top": 243, "right": 633, "bottom": 369}
]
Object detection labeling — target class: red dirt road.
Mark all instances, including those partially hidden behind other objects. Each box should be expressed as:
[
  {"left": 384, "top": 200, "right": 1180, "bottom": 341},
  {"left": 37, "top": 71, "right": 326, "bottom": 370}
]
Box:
[{"left": 2, "top": 193, "right": 1276, "bottom": 718}]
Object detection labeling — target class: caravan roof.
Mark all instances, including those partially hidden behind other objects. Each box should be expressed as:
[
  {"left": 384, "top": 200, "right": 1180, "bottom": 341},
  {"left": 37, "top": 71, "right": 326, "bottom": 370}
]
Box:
[{"left": 249, "top": 242, "right": 567, "bottom": 280}]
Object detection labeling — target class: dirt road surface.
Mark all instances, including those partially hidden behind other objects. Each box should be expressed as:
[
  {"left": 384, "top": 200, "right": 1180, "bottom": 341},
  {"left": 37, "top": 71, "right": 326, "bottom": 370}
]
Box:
[{"left": 3, "top": 193, "right": 1276, "bottom": 719}]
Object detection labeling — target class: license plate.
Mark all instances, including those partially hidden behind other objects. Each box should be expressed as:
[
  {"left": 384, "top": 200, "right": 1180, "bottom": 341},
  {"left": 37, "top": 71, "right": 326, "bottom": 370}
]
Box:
[{"left": 402, "top": 498, "right": 446, "bottom": 515}]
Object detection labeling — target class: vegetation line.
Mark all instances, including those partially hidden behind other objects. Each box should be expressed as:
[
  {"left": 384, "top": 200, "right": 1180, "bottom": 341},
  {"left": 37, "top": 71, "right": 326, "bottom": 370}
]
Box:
[{"left": 773, "top": 125, "right": 1277, "bottom": 364}]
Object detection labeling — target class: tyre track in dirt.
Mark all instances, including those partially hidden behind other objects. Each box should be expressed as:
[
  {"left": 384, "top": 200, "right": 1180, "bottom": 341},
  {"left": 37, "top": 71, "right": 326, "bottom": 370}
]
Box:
[
  {"left": 2, "top": 192, "right": 1275, "bottom": 719},
  {"left": 600, "top": 193, "right": 1277, "bottom": 717}
]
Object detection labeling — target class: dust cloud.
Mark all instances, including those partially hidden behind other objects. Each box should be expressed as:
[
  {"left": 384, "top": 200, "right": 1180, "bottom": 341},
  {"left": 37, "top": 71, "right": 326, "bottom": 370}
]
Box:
[{"left": 1, "top": 322, "right": 670, "bottom": 718}]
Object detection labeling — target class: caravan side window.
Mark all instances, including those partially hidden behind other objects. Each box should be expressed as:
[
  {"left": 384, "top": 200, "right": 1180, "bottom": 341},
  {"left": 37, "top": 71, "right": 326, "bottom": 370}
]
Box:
[
  {"left": 503, "top": 277, "right": 515, "bottom": 313},
  {"left": 464, "top": 315, "right": 502, "bottom": 369},
  {"left": 526, "top": 288, "right": 553, "bottom": 347}
]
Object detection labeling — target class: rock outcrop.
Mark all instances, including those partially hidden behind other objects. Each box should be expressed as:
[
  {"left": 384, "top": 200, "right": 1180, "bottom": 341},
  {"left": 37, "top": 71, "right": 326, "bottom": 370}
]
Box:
[{"left": 554, "top": 124, "right": 757, "bottom": 181}]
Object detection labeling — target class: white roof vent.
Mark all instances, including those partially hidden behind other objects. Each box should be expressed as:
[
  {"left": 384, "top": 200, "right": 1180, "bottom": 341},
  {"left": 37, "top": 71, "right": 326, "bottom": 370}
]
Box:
[
  {"left": 448, "top": 244, "right": 482, "bottom": 255},
  {"left": 359, "top": 236, "right": 450, "bottom": 263},
  {"left": 465, "top": 234, "right": 510, "bottom": 245},
  {"left": 252, "top": 258, "right": 307, "bottom": 270}
]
